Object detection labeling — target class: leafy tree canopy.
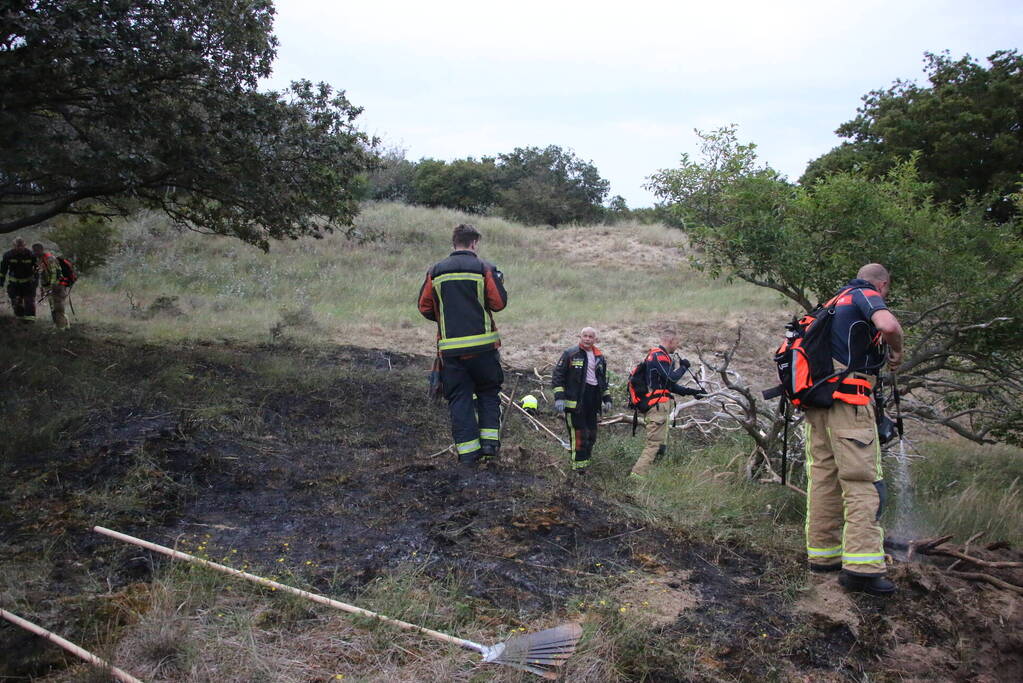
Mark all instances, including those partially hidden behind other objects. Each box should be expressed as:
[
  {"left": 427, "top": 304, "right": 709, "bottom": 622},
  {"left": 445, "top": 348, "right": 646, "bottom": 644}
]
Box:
[
  {"left": 649, "top": 127, "right": 1023, "bottom": 445},
  {"left": 801, "top": 50, "right": 1023, "bottom": 222},
  {"left": 496, "top": 146, "right": 610, "bottom": 227},
  {"left": 412, "top": 157, "right": 498, "bottom": 214},
  {"left": 1, "top": 0, "right": 374, "bottom": 250}
]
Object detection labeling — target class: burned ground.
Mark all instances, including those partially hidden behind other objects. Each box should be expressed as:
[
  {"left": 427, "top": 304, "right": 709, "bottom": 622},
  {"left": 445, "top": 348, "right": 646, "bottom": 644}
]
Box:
[{"left": 1, "top": 321, "right": 1021, "bottom": 681}]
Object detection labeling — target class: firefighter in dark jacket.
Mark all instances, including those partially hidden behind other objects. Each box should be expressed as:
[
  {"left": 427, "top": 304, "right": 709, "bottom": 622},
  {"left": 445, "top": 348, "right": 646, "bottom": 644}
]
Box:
[
  {"left": 0, "top": 237, "right": 38, "bottom": 321},
  {"left": 630, "top": 329, "right": 706, "bottom": 479},
  {"left": 418, "top": 224, "right": 508, "bottom": 465},
  {"left": 552, "top": 327, "right": 612, "bottom": 472}
]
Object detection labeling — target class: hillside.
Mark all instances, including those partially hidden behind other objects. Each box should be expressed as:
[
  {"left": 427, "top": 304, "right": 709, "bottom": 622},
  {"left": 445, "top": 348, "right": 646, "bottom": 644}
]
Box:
[{"left": 2, "top": 204, "right": 1022, "bottom": 681}]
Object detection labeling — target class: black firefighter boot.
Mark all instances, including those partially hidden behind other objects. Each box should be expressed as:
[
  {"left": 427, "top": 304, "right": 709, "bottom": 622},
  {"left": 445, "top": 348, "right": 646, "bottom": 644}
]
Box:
[
  {"left": 838, "top": 570, "right": 897, "bottom": 596},
  {"left": 479, "top": 441, "right": 500, "bottom": 463}
]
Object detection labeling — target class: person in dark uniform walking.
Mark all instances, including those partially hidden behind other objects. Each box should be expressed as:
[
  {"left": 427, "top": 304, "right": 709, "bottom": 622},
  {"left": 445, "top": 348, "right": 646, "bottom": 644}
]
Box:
[
  {"left": 418, "top": 224, "right": 508, "bottom": 465},
  {"left": 0, "top": 237, "right": 38, "bottom": 322}
]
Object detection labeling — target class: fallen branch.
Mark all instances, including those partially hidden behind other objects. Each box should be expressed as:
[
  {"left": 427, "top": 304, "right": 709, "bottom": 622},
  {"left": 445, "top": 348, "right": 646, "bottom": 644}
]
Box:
[
  {"left": 923, "top": 548, "right": 1022, "bottom": 569},
  {"left": 947, "top": 571, "right": 1023, "bottom": 595},
  {"left": 500, "top": 392, "right": 568, "bottom": 448}
]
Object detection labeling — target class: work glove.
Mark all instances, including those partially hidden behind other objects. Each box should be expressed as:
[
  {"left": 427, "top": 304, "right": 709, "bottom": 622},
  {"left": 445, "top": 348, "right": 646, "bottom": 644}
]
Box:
[
  {"left": 682, "top": 387, "right": 707, "bottom": 398},
  {"left": 602, "top": 397, "right": 612, "bottom": 412},
  {"left": 554, "top": 399, "right": 565, "bottom": 413},
  {"left": 677, "top": 358, "right": 691, "bottom": 372}
]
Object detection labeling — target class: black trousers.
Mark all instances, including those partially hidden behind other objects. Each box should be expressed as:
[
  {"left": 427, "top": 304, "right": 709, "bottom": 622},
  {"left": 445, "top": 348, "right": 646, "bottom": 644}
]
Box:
[
  {"left": 6, "top": 282, "right": 36, "bottom": 319},
  {"left": 441, "top": 349, "right": 504, "bottom": 457},
  {"left": 565, "top": 383, "right": 600, "bottom": 469}
]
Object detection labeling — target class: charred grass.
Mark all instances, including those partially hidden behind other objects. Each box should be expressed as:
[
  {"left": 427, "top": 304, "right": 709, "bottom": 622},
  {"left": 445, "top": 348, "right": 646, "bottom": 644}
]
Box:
[{"left": 2, "top": 321, "right": 1021, "bottom": 681}]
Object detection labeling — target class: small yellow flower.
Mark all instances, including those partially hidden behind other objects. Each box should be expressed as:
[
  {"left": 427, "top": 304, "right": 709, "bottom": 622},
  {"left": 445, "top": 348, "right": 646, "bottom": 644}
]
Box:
[
  {"left": 598, "top": 600, "right": 606, "bottom": 606},
  {"left": 619, "top": 607, "right": 627, "bottom": 613},
  {"left": 277, "top": 557, "right": 285, "bottom": 563},
  {"left": 305, "top": 560, "right": 312, "bottom": 565},
  {"left": 335, "top": 675, "right": 344, "bottom": 680}
]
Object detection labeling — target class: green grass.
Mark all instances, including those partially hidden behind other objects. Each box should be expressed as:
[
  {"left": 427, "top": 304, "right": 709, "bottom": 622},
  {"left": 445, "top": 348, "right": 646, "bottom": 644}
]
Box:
[{"left": 911, "top": 440, "right": 1023, "bottom": 546}]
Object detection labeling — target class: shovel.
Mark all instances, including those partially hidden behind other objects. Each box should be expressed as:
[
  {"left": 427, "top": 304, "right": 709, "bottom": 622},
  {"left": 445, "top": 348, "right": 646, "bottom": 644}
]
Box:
[{"left": 93, "top": 526, "right": 582, "bottom": 679}]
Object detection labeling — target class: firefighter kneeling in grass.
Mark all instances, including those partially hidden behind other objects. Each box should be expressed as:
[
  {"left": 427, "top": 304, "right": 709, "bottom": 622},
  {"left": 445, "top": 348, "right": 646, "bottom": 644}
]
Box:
[
  {"left": 418, "top": 224, "right": 508, "bottom": 467},
  {"left": 552, "top": 327, "right": 612, "bottom": 473}
]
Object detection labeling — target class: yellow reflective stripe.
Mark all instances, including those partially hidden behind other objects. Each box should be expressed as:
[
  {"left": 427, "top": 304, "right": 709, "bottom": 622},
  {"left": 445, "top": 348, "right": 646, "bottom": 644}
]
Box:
[
  {"left": 563, "top": 400, "right": 577, "bottom": 408},
  {"left": 480, "top": 429, "right": 499, "bottom": 440},
  {"left": 843, "top": 553, "right": 885, "bottom": 563},
  {"left": 437, "top": 331, "right": 500, "bottom": 351},
  {"left": 456, "top": 439, "right": 481, "bottom": 454},
  {"left": 432, "top": 273, "right": 483, "bottom": 284},
  {"left": 807, "top": 546, "right": 843, "bottom": 557},
  {"left": 566, "top": 414, "right": 576, "bottom": 459},
  {"left": 804, "top": 422, "right": 813, "bottom": 546},
  {"left": 6, "top": 275, "right": 33, "bottom": 283},
  {"left": 572, "top": 460, "right": 589, "bottom": 469},
  {"left": 433, "top": 280, "right": 447, "bottom": 339},
  {"left": 553, "top": 386, "right": 565, "bottom": 394}
]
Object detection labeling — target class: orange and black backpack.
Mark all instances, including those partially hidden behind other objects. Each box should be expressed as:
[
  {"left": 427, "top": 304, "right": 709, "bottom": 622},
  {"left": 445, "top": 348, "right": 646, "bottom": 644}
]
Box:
[
  {"left": 627, "top": 361, "right": 652, "bottom": 413},
  {"left": 767, "top": 287, "right": 856, "bottom": 408}
]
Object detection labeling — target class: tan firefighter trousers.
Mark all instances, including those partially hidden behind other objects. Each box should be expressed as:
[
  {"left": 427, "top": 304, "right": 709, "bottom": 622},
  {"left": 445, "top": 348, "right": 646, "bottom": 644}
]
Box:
[
  {"left": 46, "top": 284, "right": 70, "bottom": 329},
  {"left": 804, "top": 397, "right": 886, "bottom": 574},
  {"left": 631, "top": 401, "right": 670, "bottom": 477}
]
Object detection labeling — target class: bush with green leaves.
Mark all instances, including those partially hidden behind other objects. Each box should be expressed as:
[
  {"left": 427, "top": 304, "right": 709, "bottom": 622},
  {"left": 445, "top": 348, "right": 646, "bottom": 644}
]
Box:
[
  {"left": 647, "top": 126, "right": 1023, "bottom": 445},
  {"left": 45, "top": 215, "right": 120, "bottom": 274}
]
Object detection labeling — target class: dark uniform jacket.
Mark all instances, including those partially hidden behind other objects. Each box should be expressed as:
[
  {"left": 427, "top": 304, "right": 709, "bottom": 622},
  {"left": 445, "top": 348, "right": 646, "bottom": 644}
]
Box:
[
  {"left": 552, "top": 345, "right": 610, "bottom": 412},
  {"left": 418, "top": 250, "right": 508, "bottom": 357},
  {"left": 643, "top": 346, "right": 702, "bottom": 407},
  {"left": 0, "top": 247, "right": 37, "bottom": 287}
]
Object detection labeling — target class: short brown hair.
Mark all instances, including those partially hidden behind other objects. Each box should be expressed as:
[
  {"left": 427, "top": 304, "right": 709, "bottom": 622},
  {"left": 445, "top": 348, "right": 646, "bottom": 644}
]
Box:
[{"left": 452, "top": 223, "right": 481, "bottom": 248}]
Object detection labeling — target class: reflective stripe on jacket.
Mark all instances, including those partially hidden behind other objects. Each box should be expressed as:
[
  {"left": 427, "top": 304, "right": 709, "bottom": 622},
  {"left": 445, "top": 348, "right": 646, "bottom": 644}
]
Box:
[
  {"left": 552, "top": 345, "right": 610, "bottom": 411},
  {"left": 418, "top": 250, "right": 507, "bottom": 357}
]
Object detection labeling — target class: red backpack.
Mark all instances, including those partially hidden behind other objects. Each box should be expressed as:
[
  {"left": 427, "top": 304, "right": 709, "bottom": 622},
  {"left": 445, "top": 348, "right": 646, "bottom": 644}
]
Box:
[{"left": 56, "top": 256, "right": 77, "bottom": 288}]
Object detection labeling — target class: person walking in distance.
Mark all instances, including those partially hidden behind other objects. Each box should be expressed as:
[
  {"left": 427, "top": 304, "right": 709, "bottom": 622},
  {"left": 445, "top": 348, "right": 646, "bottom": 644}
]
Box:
[
  {"left": 32, "top": 243, "right": 71, "bottom": 330},
  {"left": 418, "top": 224, "right": 508, "bottom": 466},
  {"left": 1, "top": 237, "right": 38, "bottom": 322},
  {"left": 804, "top": 263, "right": 904, "bottom": 596},
  {"left": 552, "top": 327, "right": 612, "bottom": 473},
  {"left": 630, "top": 329, "right": 706, "bottom": 479}
]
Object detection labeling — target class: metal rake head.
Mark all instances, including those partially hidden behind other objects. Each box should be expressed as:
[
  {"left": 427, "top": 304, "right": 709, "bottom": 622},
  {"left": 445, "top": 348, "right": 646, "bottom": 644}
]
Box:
[{"left": 481, "top": 622, "right": 583, "bottom": 679}]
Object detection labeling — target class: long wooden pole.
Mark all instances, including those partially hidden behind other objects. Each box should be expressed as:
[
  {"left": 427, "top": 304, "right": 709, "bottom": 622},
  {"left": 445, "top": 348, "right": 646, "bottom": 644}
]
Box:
[
  {"left": 91, "top": 526, "right": 485, "bottom": 653},
  {"left": 0, "top": 608, "right": 143, "bottom": 683}
]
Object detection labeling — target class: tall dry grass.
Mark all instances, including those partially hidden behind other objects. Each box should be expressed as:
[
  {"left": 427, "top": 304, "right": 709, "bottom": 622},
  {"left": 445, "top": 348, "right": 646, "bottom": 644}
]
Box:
[{"left": 67, "top": 202, "right": 786, "bottom": 367}]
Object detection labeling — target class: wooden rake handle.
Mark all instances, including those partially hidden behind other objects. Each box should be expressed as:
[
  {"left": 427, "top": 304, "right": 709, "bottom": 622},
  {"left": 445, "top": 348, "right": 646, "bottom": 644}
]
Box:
[
  {"left": 0, "top": 607, "right": 143, "bottom": 683},
  {"left": 91, "top": 526, "right": 485, "bottom": 654}
]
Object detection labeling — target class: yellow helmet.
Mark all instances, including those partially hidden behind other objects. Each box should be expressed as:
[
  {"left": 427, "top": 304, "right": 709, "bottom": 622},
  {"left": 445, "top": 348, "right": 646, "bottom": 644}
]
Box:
[{"left": 520, "top": 394, "right": 538, "bottom": 410}]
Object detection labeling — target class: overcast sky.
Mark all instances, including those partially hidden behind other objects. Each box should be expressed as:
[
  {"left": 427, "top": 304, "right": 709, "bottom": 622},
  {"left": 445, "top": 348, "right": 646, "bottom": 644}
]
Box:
[{"left": 264, "top": 0, "right": 1021, "bottom": 207}]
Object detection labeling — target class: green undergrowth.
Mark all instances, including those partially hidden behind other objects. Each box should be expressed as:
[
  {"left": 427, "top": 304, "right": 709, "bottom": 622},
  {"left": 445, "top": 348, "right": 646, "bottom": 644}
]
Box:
[
  {"left": 577, "top": 428, "right": 805, "bottom": 555},
  {"left": 911, "top": 440, "right": 1023, "bottom": 546}
]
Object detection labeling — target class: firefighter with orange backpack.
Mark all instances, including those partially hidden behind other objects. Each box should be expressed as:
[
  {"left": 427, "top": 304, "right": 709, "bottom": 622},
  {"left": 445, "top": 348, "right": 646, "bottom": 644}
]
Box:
[
  {"left": 628, "top": 329, "right": 706, "bottom": 479},
  {"left": 32, "top": 243, "right": 74, "bottom": 330},
  {"left": 799, "top": 263, "right": 904, "bottom": 596}
]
